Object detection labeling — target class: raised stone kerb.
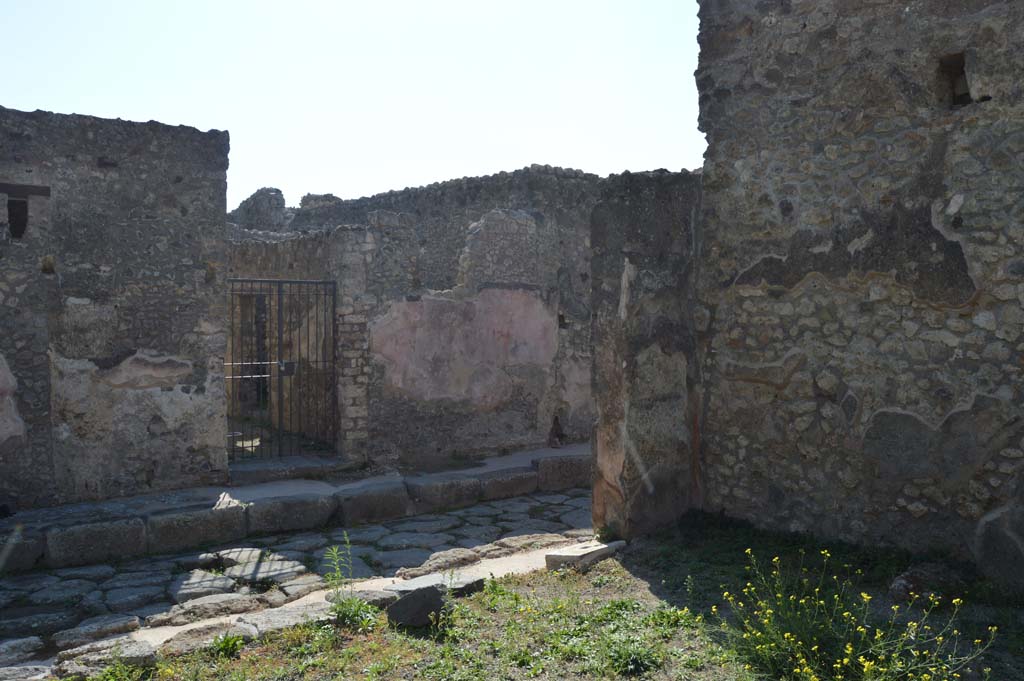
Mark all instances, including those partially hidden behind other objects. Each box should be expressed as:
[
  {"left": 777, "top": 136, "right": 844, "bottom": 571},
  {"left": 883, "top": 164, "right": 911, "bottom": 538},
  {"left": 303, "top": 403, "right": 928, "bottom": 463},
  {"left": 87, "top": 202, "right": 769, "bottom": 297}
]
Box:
[
  {"left": 146, "top": 504, "right": 246, "bottom": 554},
  {"left": 45, "top": 518, "right": 147, "bottom": 568},
  {"left": 0, "top": 530, "right": 45, "bottom": 574},
  {"left": 534, "top": 453, "right": 593, "bottom": 491},
  {"left": 333, "top": 478, "right": 412, "bottom": 526},
  {"left": 479, "top": 467, "right": 539, "bottom": 500},
  {"left": 405, "top": 473, "right": 482, "bottom": 514},
  {"left": 245, "top": 493, "right": 338, "bottom": 535}
]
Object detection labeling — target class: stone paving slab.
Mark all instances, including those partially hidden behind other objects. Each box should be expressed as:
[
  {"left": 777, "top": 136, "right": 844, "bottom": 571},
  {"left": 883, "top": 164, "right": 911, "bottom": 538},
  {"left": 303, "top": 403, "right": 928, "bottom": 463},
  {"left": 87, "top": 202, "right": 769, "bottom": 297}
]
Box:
[
  {"left": 168, "top": 570, "right": 236, "bottom": 603},
  {"left": 52, "top": 614, "right": 140, "bottom": 651},
  {"left": 223, "top": 559, "right": 307, "bottom": 584},
  {"left": 0, "top": 637, "right": 44, "bottom": 666}
]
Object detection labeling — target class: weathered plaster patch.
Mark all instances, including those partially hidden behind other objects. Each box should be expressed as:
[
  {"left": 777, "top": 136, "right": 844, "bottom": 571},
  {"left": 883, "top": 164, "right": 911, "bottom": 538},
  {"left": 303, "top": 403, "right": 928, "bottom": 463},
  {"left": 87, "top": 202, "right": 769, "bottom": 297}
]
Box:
[
  {"left": 734, "top": 205, "right": 975, "bottom": 305},
  {"left": 560, "top": 356, "right": 593, "bottom": 423},
  {"left": 370, "top": 288, "right": 558, "bottom": 407},
  {"left": 634, "top": 345, "right": 688, "bottom": 401},
  {"left": 49, "top": 352, "right": 226, "bottom": 501},
  {"left": 618, "top": 259, "right": 636, "bottom": 320},
  {"left": 863, "top": 395, "right": 1022, "bottom": 486},
  {"left": 99, "top": 351, "right": 193, "bottom": 389},
  {"left": 722, "top": 348, "right": 807, "bottom": 389},
  {"left": 51, "top": 297, "right": 119, "bottom": 358}
]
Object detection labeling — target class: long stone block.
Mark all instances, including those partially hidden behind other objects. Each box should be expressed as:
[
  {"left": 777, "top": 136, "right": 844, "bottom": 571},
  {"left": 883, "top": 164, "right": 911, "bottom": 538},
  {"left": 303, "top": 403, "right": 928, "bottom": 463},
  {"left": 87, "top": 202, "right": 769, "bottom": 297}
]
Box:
[
  {"left": 146, "top": 505, "right": 246, "bottom": 554},
  {"left": 535, "top": 454, "right": 593, "bottom": 491},
  {"left": 479, "top": 467, "right": 538, "bottom": 501},
  {"left": 46, "top": 518, "right": 147, "bottom": 568},
  {"left": 334, "top": 479, "right": 412, "bottom": 526},
  {"left": 405, "top": 473, "right": 482, "bottom": 513},
  {"left": 245, "top": 493, "right": 337, "bottom": 535},
  {"left": 0, "top": 530, "right": 45, "bottom": 574}
]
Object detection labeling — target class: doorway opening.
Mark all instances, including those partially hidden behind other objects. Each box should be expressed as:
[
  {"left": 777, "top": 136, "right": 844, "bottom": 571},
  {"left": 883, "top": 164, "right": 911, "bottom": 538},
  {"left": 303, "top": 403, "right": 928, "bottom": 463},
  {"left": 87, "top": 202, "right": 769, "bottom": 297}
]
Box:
[{"left": 225, "top": 278, "right": 337, "bottom": 459}]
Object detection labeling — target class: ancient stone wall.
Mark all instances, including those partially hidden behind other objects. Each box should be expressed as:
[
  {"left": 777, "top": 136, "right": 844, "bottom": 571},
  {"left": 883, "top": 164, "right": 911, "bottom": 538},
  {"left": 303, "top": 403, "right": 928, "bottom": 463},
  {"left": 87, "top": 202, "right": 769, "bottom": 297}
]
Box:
[
  {"left": 0, "top": 106, "right": 230, "bottom": 510},
  {"left": 237, "top": 167, "right": 599, "bottom": 470},
  {"left": 228, "top": 187, "right": 294, "bottom": 232},
  {"left": 693, "top": 0, "right": 1024, "bottom": 584},
  {"left": 590, "top": 171, "right": 703, "bottom": 538}
]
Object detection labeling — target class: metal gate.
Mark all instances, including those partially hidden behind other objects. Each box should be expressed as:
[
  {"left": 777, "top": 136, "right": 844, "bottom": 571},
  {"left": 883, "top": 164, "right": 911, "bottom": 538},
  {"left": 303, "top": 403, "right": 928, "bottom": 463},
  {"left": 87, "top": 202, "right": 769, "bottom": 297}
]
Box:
[{"left": 226, "top": 279, "right": 337, "bottom": 460}]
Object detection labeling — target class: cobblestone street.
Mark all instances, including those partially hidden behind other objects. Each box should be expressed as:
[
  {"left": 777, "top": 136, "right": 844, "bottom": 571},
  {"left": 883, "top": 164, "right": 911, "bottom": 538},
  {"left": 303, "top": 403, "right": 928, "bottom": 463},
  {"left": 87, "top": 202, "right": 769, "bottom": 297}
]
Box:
[{"left": 0, "top": 488, "right": 592, "bottom": 676}]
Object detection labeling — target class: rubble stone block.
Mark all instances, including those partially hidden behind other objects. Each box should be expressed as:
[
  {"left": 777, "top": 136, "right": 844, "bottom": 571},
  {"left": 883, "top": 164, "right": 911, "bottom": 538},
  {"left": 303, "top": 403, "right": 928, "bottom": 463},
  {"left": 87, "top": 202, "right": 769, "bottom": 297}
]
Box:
[
  {"left": 147, "top": 505, "right": 246, "bottom": 554},
  {"left": 245, "top": 493, "right": 337, "bottom": 535},
  {"left": 45, "top": 519, "right": 147, "bottom": 568},
  {"left": 545, "top": 540, "right": 625, "bottom": 571},
  {"left": 385, "top": 584, "right": 447, "bottom": 628},
  {"left": 535, "top": 454, "right": 593, "bottom": 491}
]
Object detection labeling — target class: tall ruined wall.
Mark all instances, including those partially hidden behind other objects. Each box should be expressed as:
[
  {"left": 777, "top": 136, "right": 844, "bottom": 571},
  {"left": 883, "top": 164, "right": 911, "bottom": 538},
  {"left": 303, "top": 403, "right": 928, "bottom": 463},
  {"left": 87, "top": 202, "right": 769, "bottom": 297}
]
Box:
[
  {"left": 241, "top": 167, "right": 600, "bottom": 470},
  {"left": 695, "top": 0, "right": 1024, "bottom": 583},
  {"left": 591, "top": 171, "right": 703, "bottom": 538},
  {"left": 0, "top": 106, "right": 230, "bottom": 509}
]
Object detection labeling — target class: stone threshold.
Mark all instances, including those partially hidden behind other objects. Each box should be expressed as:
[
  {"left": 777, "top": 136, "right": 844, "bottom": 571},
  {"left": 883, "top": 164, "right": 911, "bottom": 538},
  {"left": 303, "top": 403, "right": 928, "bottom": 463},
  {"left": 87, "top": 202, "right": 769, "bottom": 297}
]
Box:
[
  {"left": 0, "top": 444, "right": 592, "bottom": 574},
  {"left": 228, "top": 455, "right": 366, "bottom": 486}
]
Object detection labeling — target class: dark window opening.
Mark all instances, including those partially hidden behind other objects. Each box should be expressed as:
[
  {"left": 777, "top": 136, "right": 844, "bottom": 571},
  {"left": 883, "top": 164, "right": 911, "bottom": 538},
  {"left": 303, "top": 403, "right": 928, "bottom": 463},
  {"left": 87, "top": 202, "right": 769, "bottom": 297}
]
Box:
[
  {"left": 939, "top": 53, "right": 973, "bottom": 107},
  {"left": 558, "top": 312, "right": 569, "bottom": 329},
  {"left": 7, "top": 199, "right": 28, "bottom": 239}
]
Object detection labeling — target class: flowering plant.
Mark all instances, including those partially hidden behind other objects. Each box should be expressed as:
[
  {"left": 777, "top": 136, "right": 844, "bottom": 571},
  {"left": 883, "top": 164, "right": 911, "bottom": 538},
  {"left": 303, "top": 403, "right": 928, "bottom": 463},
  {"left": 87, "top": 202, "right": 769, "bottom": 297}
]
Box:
[{"left": 719, "top": 548, "right": 995, "bottom": 680}]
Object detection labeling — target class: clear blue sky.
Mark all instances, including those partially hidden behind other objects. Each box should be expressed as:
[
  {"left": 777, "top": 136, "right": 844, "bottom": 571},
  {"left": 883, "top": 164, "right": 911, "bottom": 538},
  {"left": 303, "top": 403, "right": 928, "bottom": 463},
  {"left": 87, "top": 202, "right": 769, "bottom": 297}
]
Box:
[{"left": 0, "top": 1, "right": 703, "bottom": 209}]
